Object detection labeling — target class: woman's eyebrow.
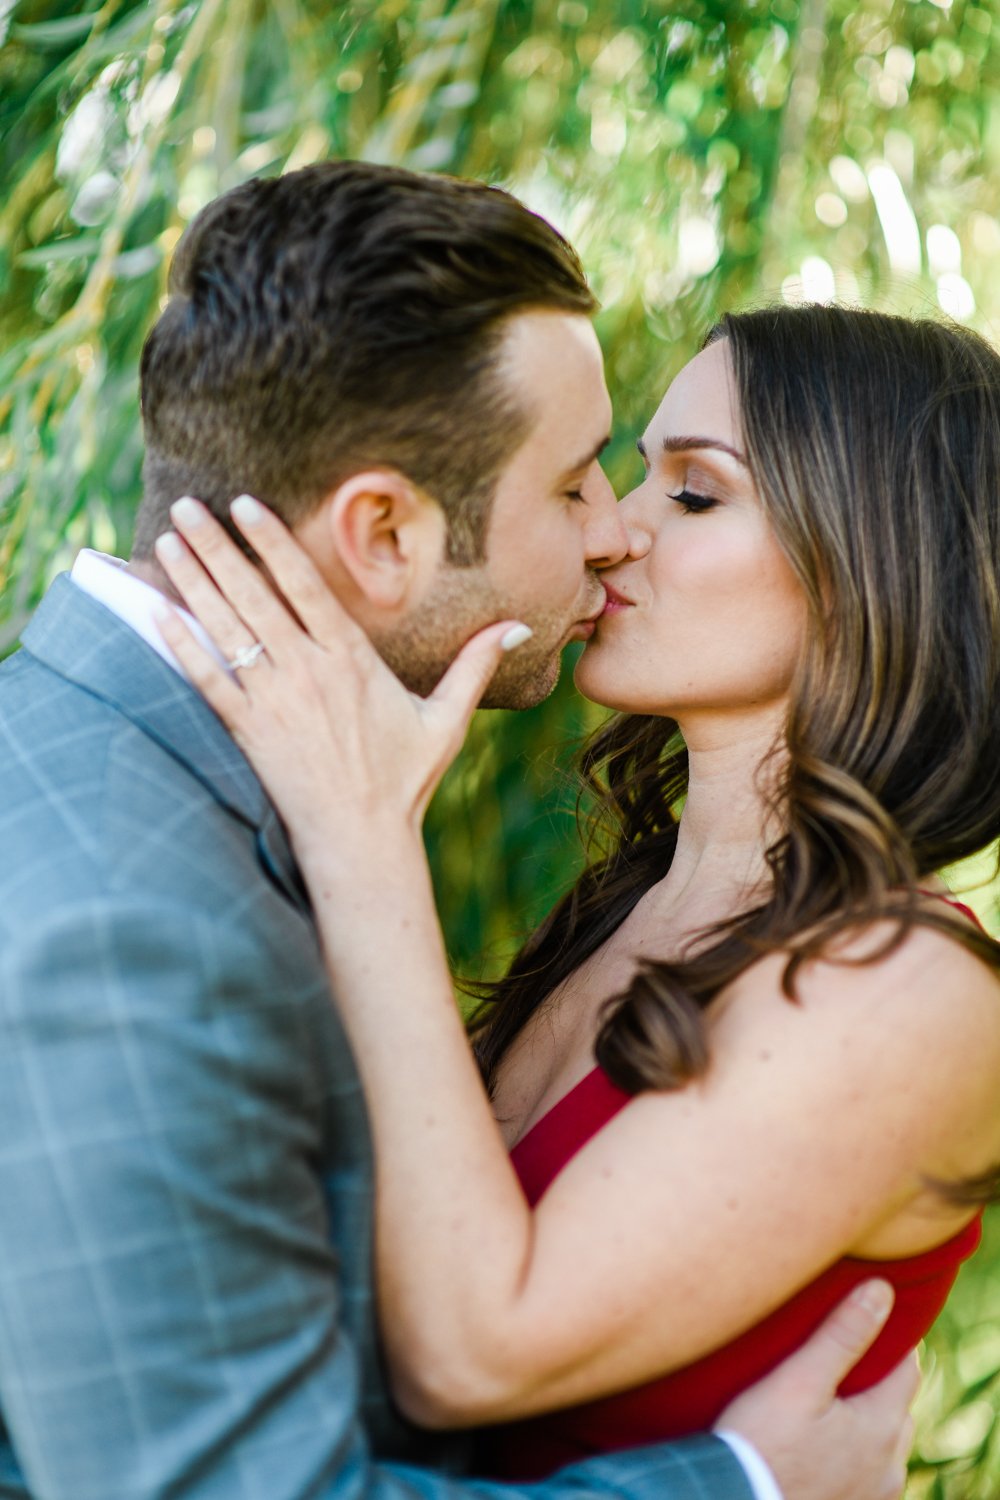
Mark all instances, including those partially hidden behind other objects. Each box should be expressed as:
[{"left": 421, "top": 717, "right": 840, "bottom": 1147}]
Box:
[
  {"left": 636, "top": 435, "right": 748, "bottom": 467},
  {"left": 660, "top": 434, "right": 749, "bottom": 467}
]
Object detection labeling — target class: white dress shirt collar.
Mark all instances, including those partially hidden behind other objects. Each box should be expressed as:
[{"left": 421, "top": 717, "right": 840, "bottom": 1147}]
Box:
[{"left": 70, "top": 549, "right": 229, "bottom": 680}]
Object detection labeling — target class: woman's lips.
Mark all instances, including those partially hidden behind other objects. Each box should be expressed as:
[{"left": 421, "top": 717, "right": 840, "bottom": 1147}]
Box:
[{"left": 600, "top": 584, "right": 633, "bottom": 616}]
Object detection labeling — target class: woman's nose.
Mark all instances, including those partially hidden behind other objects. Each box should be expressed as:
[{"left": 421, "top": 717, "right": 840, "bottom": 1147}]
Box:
[
  {"left": 625, "top": 519, "right": 652, "bottom": 561},
  {"left": 618, "top": 485, "right": 653, "bottom": 560}
]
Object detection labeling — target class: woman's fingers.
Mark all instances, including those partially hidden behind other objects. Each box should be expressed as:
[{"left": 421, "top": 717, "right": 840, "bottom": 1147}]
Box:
[
  {"left": 165, "top": 498, "right": 312, "bottom": 663},
  {"left": 153, "top": 603, "right": 249, "bottom": 731},
  {"left": 427, "top": 622, "right": 533, "bottom": 746},
  {"left": 152, "top": 496, "right": 540, "bottom": 834},
  {"left": 153, "top": 530, "right": 261, "bottom": 665},
  {"left": 227, "top": 495, "right": 368, "bottom": 651}
]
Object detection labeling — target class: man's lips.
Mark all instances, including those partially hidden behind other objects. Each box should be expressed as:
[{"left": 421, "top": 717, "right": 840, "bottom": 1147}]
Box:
[{"left": 567, "top": 591, "right": 608, "bottom": 642}]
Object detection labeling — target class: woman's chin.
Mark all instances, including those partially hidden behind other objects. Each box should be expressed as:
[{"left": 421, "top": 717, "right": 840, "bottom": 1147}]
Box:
[
  {"left": 574, "top": 648, "right": 677, "bottom": 718},
  {"left": 573, "top": 647, "right": 629, "bottom": 710}
]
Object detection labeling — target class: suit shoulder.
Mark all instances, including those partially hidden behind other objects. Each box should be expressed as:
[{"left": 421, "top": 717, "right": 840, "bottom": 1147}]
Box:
[{"left": 0, "top": 660, "right": 255, "bottom": 927}]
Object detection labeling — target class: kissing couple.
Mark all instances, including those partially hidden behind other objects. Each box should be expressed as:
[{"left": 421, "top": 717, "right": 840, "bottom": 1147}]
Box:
[{"left": 4, "top": 159, "right": 999, "bottom": 1500}]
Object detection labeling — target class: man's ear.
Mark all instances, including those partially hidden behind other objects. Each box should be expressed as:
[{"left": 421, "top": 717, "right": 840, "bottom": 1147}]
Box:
[{"left": 325, "top": 469, "right": 446, "bottom": 611}]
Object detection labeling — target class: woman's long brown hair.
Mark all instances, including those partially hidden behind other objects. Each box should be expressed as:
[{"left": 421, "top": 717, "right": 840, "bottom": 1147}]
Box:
[{"left": 471, "top": 305, "right": 1000, "bottom": 1201}]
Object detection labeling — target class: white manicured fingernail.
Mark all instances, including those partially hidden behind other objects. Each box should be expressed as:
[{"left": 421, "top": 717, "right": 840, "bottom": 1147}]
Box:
[
  {"left": 501, "top": 624, "right": 533, "bottom": 651},
  {"left": 153, "top": 600, "right": 175, "bottom": 623},
  {"left": 852, "top": 1280, "right": 893, "bottom": 1319},
  {"left": 155, "top": 531, "right": 185, "bottom": 561},
  {"left": 171, "top": 497, "right": 204, "bottom": 528},
  {"left": 231, "top": 494, "right": 264, "bottom": 526}
]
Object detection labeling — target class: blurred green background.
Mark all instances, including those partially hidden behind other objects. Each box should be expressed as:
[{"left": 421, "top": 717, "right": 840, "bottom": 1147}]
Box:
[{"left": 3, "top": 0, "right": 1000, "bottom": 1492}]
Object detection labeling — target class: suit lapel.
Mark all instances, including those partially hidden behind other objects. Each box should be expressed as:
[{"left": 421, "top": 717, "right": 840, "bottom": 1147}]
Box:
[
  {"left": 257, "top": 808, "right": 311, "bottom": 911},
  {"left": 21, "top": 574, "right": 308, "bottom": 910}
]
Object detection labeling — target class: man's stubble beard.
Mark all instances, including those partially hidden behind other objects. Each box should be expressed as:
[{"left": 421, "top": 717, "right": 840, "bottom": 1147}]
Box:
[{"left": 370, "top": 567, "right": 573, "bottom": 710}]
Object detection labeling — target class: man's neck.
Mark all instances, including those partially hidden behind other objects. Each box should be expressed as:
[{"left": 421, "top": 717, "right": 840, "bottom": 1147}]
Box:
[{"left": 125, "top": 556, "right": 183, "bottom": 606}]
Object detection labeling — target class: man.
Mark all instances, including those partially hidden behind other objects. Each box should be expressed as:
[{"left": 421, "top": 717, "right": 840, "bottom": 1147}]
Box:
[{"left": 0, "top": 161, "right": 914, "bottom": 1500}]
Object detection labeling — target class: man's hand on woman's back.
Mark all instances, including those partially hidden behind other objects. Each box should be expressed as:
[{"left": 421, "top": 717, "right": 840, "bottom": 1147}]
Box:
[{"left": 718, "top": 1281, "right": 919, "bottom": 1500}]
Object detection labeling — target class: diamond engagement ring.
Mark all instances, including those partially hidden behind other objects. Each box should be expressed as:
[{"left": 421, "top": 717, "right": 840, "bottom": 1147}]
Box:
[{"left": 227, "top": 641, "right": 266, "bottom": 672}]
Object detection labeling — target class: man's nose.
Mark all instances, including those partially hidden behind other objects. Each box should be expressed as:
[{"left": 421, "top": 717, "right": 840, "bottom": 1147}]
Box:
[
  {"left": 586, "top": 472, "right": 651, "bottom": 567},
  {"left": 583, "top": 466, "right": 630, "bottom": 567}
]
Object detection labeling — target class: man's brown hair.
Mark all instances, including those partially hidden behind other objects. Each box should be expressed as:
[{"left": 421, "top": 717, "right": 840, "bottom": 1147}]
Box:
[{"left": 133, "top": 160, "right": 596, "bottom": 564}]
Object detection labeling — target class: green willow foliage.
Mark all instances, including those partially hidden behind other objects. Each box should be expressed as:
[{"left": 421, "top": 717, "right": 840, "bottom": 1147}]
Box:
[{"left": 2, "top": 2, "right": 1000, "bottom": 1491}]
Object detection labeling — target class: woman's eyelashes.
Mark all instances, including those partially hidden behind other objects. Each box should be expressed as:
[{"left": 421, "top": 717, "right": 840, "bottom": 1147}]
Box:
[{"left": 669, "top": 488, "right": 718, "bottom": 514}]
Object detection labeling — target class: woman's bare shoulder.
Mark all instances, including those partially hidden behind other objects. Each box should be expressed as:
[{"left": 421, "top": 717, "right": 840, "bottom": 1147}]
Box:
[
  {"left": 793, "top": 906, "right": 999, "bottom": 1021},
  {"left": 711, "top": 906, "right": 1000, "bottom": 1186},
  {"left": 722, "top": 898, "right": 1000, "bottom": 1017}
]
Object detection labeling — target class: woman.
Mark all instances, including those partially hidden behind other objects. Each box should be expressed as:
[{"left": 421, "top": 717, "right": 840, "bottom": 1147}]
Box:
[{"left": 153, "top": 305, "right": 1000, "bottom": 1478}]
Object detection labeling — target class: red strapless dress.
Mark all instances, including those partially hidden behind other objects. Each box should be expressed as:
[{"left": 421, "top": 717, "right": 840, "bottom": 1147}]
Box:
[{"left": 481, "top": 898, "right": 986, "bottom": 1479}]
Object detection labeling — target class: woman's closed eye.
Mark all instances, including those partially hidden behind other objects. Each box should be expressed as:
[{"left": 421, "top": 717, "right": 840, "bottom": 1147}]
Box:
[{"left": 669, "top": 488, "right": 718, "bottom": 514}]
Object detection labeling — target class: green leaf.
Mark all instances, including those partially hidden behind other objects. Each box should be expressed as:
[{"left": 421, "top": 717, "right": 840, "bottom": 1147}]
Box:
[
  {"left": 10, "top": 14, "right": 98, "bottom": 50},
  {"left": 16, "top": 234, "right": 101, "bottom": 267}
]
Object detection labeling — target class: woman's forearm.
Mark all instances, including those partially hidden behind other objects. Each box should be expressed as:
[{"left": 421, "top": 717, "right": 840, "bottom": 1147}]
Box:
[{"left": 300, "top": 831, "right": 545, "bottom": 1422}]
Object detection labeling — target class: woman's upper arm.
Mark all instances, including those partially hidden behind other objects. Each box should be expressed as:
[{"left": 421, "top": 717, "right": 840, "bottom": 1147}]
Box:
[{"left": 470, "top": 925, "right": 1000, "bottom": 1420}]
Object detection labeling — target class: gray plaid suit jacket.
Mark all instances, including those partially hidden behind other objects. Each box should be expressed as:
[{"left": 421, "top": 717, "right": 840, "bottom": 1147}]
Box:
[{"left": 0, "top": 575, "right": 752, "bottom": 1500}]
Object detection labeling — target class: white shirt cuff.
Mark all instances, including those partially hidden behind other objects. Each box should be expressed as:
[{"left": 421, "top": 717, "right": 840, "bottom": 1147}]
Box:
[{"left": 715, "top": 1430, "right": 784, "bottom": 1500}]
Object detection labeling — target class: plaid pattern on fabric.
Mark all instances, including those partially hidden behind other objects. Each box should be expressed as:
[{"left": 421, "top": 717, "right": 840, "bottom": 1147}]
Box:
[{"left": 0, "top": 577, "right": 751, "bottom": 1500}]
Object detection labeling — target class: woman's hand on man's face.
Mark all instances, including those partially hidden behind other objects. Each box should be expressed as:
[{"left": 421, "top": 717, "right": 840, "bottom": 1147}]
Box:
[{"left": 153, "top": 495, "right": 531, "bottom": 872}]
